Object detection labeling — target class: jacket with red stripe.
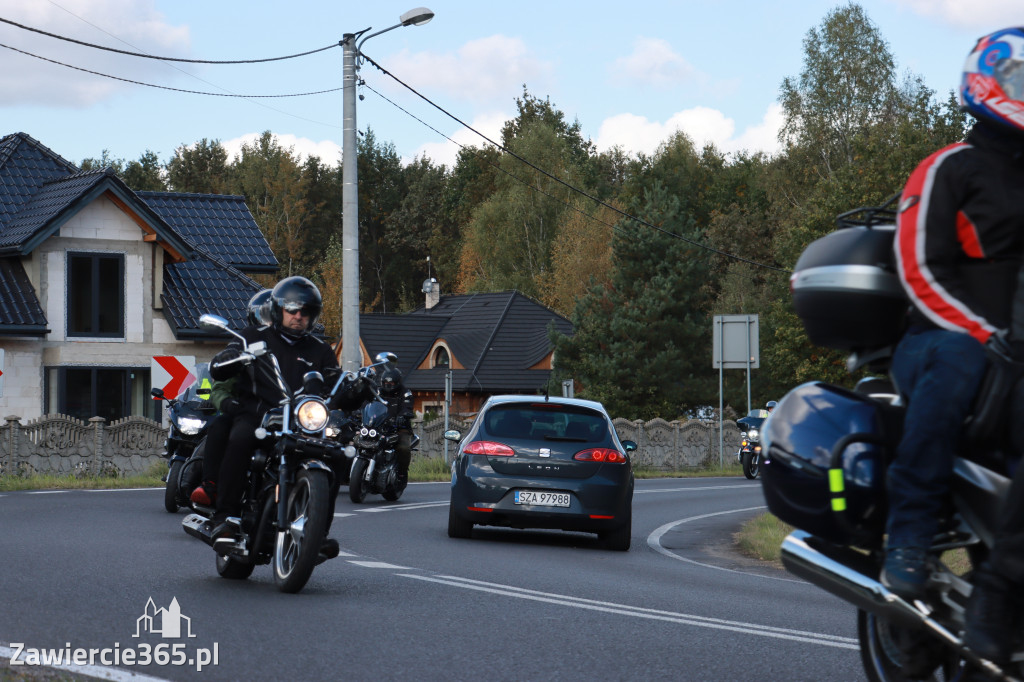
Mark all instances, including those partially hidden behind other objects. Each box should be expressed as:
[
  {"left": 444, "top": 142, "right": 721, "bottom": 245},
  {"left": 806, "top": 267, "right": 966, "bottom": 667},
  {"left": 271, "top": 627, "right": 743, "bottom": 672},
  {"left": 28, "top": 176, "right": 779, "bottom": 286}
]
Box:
[{"left": 894, "top": 122, "right": 1024, "bottom": 344}]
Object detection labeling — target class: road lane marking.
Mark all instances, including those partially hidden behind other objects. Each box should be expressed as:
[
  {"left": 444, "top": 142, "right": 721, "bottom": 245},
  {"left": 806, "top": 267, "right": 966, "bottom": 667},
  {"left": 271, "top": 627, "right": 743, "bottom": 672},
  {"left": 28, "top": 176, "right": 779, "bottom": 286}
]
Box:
[
  {"left": 352, "top": 501, "right": 448, "bottom": 512},
  {"left": 348, "top": 561, "right": 410, "bottom": 569},
  {"left": 0, "top": 645, "right": 172, "bottom": 682},
  {"left": 647, "top": 506, "right": 803, "bottom": 583},
  {"left": 636, "top": 485, "right": 753, "bottom": 493},
  {"left": 401, "top": 574, "right": 857, "bottom": 649}
]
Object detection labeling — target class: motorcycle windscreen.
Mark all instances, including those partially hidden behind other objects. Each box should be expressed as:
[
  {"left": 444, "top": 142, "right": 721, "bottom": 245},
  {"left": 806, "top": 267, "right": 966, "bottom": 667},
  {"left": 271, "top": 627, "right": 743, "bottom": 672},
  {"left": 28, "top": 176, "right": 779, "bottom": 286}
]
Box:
[{"left": 361, "top": 401, "right": 389, "bottom": 429}]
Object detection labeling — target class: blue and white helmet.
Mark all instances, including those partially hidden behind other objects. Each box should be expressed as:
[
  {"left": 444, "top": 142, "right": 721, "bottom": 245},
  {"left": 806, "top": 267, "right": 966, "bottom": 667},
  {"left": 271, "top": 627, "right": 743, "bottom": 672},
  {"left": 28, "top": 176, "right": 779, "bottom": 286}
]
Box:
[{"left": 960, "top": 27, "right": 1024, "bottom": 133}]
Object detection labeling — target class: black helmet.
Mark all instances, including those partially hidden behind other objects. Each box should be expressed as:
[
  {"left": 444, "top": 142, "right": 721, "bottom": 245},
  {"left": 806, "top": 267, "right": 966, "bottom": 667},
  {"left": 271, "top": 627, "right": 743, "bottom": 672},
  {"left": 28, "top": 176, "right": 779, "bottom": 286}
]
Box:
[
  {"left": 269, "top": 276, "right": 322, "bottom": 339},
  {"left": 246, "top": 289, "right": 273, "bottom": 327},
  {"left": 379, "top": 367, "right": 403, "bottom": 397},
  {"left": 766, "top": 401, "right": 778, "bottom": 411}
]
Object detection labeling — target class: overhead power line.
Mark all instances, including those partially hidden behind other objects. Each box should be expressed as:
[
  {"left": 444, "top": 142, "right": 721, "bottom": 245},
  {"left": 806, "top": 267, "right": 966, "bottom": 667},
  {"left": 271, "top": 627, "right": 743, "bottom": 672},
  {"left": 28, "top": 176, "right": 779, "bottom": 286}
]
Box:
[
  {"left": 0, "top": 42, "right": 342, "bottom": 98},
  {"left": 359, "top": 53, "right": 789, "bottom": 275},
  {"left": 0, "top": 15, "right": 338, "bottom": 63}
]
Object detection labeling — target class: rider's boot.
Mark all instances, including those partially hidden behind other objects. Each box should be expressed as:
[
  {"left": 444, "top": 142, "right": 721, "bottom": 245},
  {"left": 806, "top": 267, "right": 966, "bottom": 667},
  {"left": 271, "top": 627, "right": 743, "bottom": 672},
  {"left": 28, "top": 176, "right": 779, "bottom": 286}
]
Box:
[{"left": 963, "top": 565, "right": 1017, "bottom": 666}]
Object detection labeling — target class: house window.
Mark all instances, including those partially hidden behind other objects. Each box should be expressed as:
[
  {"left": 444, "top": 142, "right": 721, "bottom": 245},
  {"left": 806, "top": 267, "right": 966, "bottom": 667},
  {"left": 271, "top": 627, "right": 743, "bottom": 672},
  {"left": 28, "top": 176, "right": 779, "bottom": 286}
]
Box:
[
  {"left": 432, "top": 346, "right": 450, "bottom": 368},
  {"left": 67, "top": 252, "right": 124, "bottom": 337},
  {"left": 45, "top": 367, "right": 154, "bottom": 422}
]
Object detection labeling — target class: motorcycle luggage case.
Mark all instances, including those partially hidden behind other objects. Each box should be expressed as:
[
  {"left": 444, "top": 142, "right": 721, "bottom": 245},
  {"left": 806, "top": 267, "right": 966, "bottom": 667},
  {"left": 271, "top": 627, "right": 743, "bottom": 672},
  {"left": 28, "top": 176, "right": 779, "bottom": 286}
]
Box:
[
  {"left": 790, "top": 225, "right": 907, "bottom": 351},
  {"left": 761, "top": 381, "right": 901, "bottom": 547}
]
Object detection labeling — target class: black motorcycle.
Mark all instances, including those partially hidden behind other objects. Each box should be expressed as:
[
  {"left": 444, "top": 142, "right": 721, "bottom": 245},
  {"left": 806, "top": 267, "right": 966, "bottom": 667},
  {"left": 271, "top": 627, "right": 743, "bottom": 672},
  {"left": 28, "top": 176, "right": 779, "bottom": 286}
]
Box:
[
  {"left": 153, "top": 373, "right": 215, "bottom": 513},
  {"left": 347, "top": 352, "right": 419, "bottom": 503},
  {"left": 182, "top": 314, "right": 346, "bottom": 593},
  {"left": 735, "top": 410, "right": 766, "bottom": 480},
  {"left": 764, "top": 198, "right": 1023, "bottom": 682}
]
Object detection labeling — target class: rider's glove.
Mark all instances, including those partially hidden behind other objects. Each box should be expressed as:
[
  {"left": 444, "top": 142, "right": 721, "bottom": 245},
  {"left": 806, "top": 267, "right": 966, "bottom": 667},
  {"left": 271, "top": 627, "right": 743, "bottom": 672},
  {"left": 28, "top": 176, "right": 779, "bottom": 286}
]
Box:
[{"left": 210, "top": 348, "right": 244, "bottom": 381}]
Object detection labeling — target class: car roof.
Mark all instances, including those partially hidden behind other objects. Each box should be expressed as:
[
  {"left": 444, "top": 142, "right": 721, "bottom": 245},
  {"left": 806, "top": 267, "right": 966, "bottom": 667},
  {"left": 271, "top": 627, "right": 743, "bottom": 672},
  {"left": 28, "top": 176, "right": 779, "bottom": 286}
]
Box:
[{"left": 481, "top": 394, "right": 609, "bottom": 413}]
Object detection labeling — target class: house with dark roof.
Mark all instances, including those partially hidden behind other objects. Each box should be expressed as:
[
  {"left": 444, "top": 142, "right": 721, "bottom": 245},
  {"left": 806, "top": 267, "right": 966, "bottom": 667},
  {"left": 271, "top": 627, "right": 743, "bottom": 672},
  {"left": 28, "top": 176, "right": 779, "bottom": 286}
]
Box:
[
  {"left": 0, "top": 132, "right": 277, "bottom": 422},
  {"left": 351, "top": 280, "right": 574, "bottom": 417}
]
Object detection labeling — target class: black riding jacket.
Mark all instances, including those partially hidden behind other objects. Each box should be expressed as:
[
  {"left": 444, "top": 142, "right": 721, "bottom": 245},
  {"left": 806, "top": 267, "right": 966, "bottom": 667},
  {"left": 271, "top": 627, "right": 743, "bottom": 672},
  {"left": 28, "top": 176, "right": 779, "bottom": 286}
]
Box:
[{"left": 212, "top": 326, "right": 338, "bottom": 417}]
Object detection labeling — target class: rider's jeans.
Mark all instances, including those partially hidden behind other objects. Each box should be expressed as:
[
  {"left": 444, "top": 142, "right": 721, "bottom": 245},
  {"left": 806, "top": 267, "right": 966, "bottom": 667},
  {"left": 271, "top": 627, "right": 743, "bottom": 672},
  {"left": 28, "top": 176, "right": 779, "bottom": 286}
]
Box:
[{"left": 886, "top": 328, "right": 988, "bottom": 549}]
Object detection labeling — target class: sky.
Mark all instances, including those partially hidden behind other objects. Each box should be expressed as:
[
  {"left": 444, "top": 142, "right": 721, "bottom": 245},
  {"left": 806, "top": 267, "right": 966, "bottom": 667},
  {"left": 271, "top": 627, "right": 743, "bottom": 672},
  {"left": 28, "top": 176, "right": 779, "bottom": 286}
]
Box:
[{"left": 1, "top": 0, "right": 1022, "bottom": 171}]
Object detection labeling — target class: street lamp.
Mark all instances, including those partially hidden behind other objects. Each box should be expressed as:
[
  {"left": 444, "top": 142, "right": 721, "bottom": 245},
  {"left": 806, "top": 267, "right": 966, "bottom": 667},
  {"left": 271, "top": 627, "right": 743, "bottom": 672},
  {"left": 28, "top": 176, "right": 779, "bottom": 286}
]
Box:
[{"left": 339, "top": 7, "right": 434, "bottom": 372}]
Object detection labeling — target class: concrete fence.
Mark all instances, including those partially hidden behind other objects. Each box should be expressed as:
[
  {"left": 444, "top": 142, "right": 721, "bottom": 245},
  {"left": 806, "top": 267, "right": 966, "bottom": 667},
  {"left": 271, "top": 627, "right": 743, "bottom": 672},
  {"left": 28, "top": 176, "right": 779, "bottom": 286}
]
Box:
[{"left": 1, "top": 413, "right": 745, "bottom": 477}]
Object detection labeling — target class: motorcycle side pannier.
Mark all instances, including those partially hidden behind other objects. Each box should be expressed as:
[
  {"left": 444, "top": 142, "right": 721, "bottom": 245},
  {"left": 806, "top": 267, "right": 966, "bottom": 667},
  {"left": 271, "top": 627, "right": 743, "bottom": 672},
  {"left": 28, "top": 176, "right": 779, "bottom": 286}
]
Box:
[
  {"left": 790, "top": 225, "right": 907, "bottom": 351},
  {"left": 761, "top": 381, "right": 901, "bottom": 548}
]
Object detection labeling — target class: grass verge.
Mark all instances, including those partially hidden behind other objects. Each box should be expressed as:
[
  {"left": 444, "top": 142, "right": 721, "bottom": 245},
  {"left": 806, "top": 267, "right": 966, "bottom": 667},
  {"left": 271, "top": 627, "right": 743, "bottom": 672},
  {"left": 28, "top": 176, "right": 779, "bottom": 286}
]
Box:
[{"left": 736, "top": 512, "right": 972, "bottom": 575}]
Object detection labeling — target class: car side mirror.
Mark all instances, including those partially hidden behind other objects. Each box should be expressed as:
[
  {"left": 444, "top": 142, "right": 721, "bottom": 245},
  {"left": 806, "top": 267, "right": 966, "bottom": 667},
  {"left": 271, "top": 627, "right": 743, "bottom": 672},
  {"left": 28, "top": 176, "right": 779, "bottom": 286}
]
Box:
[
  {"left": 621, "top": 440, "right": 637, "bottom": 453},
  {"left": 443, "top": 429, "right": 462, "bottom": 442}
]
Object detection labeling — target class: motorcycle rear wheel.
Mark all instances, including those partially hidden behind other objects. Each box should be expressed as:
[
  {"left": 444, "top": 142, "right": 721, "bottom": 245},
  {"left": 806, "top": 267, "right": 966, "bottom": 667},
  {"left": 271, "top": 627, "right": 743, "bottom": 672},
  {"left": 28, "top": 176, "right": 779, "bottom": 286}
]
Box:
[
  {"left": 348, "top": 459, "right": 369, "bottom": 503},
  {"left": 273, "top": 468, "right": 330, "bottom": 593},
  {"left": 741, "top": 451, "right": 760, "bottom": 479},
  {"left": 857, "top": 609, "right": 959, "bottom": 681},
  {"left": 163, "top": 460, "right": 184, "bottom": 513}
]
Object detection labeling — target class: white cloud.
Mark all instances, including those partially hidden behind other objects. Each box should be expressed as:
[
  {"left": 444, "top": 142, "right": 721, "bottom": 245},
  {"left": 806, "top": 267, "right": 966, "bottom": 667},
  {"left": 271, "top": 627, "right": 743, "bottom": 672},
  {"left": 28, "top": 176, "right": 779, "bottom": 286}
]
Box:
[
  {"left": 0, "top": 0, "right": 191, "bottom": 107},
  {"left": 892, "top": 0, "right": 1024, "bottom": 29},
  {"left": 409, "top": 112, "right": 510, "bottom": 168},
  {"left": 384, "top": 35, "right": 550, "bottom": 103},
  {"left": 595, "top": 104, "right": 783, "bottom": 158},
  {"left": 221, "top": 133, "right": 342, "bottom": 165},
  {"left": 609, "top": 37, "right": 701, "bottom": 89}
]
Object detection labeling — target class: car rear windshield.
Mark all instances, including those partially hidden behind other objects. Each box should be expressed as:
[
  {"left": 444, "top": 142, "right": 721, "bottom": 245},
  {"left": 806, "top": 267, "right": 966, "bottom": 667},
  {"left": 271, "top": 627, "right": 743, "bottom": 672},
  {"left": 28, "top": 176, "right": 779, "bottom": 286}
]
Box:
[{"left": 483, "top": 404, "right": 609, "bottom": 442}]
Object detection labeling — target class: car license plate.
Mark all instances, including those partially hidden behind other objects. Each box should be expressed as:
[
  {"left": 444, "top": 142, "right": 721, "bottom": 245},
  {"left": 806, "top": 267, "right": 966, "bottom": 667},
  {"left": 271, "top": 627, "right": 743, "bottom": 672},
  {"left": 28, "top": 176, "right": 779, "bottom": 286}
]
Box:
[{"left": 514, "top": 490, "right": 570, "bottom": 507}]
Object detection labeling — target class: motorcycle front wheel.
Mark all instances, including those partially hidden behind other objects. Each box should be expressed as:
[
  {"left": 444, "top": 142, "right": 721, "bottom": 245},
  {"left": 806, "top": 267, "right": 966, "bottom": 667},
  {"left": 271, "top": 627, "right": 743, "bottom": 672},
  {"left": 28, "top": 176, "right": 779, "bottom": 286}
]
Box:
[
  {"left": 348, "top": 458, "right": 369, "bottom": 503},
  {"left": 164, "top": 460, "right": 184, "bottom": 513},
  {"left": 741, "top": 451, "right": 760, "bottom": 480},
  {"left": 273, "top": 468, "right": 330, "bottom": 593},
  {"left": 857, "top": 609, "right": 959, "bottom": 681}
]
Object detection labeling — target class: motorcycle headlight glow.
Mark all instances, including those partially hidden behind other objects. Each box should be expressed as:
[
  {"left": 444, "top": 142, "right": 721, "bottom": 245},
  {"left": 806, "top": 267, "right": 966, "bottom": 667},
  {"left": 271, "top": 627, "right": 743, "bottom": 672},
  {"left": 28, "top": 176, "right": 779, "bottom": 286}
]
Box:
[
  {"left": 295, "top": 398, "right": 329, "bottom": 432},
  {"left": 747, "top": 428, "right": 758, "bottom": 440},
  {"left": 177, "top": 417, "right": 206, "bottom": 435}
]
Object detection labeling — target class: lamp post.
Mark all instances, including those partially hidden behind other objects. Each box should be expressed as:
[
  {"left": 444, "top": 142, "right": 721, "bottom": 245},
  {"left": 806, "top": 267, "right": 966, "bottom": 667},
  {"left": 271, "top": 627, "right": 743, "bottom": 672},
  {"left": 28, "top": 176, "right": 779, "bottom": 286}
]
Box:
[{"left": 340, "top": 7, "right": 434, "bottom": 372}]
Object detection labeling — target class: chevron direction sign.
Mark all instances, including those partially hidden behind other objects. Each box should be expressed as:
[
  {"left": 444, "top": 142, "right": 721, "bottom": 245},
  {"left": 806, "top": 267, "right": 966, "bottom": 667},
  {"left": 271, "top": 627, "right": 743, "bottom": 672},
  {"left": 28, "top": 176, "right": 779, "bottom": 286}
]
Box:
[{"left": 151, "top": 356, "right": 197, "bottom": 400}]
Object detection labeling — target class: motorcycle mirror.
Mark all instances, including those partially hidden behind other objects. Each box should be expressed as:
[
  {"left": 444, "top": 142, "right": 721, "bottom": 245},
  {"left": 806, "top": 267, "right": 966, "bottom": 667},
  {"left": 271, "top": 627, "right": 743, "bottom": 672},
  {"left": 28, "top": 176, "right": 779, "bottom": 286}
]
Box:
[
  {"left": 150, "top": 387, "right": 165, "bottom": 398},
  {"left": 199, "top": 313, "right": 229, "bottom": 331},
  {"left": 374, "top": 351, "right": 398, "bottom": 364}
]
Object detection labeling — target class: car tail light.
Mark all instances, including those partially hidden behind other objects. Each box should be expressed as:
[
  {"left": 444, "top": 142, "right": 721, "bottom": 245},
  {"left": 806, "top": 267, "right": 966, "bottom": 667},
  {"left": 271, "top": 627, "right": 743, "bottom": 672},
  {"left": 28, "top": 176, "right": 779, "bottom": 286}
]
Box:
[
  {"left": 574, "top": 448, "right": 626, "bottom": 463},
  {"left": 463, "top": 440, "right": 515, "bottom": 456}
]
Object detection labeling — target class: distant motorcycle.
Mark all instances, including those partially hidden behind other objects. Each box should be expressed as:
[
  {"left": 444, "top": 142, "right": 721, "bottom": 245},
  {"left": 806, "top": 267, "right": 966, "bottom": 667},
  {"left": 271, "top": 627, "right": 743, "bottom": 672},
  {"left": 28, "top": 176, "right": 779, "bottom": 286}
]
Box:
[
  {"left": 347, "top": 352, "right": 419, "bottom": 504},
  {"left": 736, "top": 410, "right": 767, "bottom": 480},
  {"left": 153, "top": 373, "right": 215, "bottom": 513}
]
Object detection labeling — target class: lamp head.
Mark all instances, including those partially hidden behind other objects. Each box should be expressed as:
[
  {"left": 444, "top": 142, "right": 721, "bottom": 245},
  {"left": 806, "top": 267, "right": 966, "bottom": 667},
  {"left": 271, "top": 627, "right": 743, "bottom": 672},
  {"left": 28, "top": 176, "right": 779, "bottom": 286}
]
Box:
[{"left": 400, "top": 7, "right": 434, "bottom": 26}]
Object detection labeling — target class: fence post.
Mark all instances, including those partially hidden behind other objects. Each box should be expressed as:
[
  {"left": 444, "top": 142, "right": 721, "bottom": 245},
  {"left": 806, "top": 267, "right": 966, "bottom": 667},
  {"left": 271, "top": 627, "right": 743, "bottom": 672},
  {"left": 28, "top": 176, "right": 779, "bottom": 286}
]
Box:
[
  {"left": 4, "top": 416, "right": 20, "bottom": 466},
  {"left": 89, "top": 417, "right": 105, "bottom": 466}
]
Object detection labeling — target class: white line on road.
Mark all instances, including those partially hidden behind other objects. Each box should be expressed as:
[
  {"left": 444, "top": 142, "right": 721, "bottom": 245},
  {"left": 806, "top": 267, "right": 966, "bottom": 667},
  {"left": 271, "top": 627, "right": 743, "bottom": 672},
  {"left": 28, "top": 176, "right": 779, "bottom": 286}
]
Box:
[
  {"left": 401, "top": 574, "right": 857, "bottom": 649},
  {"left": 348, "top": 561, "right": 410, "bottom": 569},
  {"left": 647, "top": 506, "right": 803, "bottom": 583}
]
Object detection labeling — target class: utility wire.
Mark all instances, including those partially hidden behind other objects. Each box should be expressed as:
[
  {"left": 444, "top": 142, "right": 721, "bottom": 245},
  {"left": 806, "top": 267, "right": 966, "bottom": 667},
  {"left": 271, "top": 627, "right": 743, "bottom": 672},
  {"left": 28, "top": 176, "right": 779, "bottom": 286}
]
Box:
[
  {"left": 0, "top": 15, "right": 338, "bottom": 63},
  {"left": 360, "top": 53, "right": 790, "bottom": 275},
  {"left": 0, "top": 42, "right": 342, "bottom": 97}
]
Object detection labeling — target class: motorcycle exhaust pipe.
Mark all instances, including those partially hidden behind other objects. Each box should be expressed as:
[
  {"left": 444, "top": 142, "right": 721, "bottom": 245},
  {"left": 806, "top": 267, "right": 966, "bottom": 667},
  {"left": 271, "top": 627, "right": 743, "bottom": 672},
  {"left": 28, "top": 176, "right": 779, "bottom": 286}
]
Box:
[{"left": 781, "top": 530, "right": 1016, "bottom": 681}]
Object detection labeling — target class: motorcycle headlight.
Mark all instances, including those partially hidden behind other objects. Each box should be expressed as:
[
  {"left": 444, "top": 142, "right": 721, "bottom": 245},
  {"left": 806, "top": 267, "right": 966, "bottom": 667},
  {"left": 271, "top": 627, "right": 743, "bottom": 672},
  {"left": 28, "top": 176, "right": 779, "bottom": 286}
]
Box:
[
  {"left": 177, "top": 417, "right": 206, "bottom": 435},
  {"left": 747, "top": 428, "right": 758, "bottom": 440},
  {"left": 296, "top": 398, "right": 329, "bottom": 432}
]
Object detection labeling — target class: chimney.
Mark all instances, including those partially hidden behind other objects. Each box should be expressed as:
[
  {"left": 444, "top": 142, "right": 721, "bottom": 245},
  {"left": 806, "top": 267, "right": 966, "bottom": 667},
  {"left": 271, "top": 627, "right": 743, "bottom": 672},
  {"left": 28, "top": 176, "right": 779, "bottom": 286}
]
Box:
[{"left": 422, "top": 278, "right": 440, "bottom": 309}]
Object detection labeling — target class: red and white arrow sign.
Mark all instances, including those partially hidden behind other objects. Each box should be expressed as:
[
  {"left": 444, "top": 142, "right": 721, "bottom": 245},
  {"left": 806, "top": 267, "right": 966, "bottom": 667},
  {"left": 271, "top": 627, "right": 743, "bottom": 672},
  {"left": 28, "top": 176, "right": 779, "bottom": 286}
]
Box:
[{"left": 152, "top": 356, "right": 197, "bottom": 400}]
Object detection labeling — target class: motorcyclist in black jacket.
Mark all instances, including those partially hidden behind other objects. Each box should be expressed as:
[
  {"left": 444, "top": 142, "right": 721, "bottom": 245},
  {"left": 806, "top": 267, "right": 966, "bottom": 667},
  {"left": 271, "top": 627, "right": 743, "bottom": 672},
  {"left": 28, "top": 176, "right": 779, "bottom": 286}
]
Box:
[
  {"left": 205, "top": 277, "right": 339, "bottom": 552},
  {"left": 190, "top": 288, "right": 272, "bottom": 507},
  {"left": 378, "top": 366, "right": 414, "bottom": 490}
]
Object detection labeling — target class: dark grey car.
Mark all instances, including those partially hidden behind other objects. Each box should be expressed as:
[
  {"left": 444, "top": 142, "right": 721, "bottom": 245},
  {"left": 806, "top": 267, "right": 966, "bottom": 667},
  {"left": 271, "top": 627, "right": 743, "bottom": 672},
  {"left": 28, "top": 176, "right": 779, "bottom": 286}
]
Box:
[{"left": 444, "top": 395, "right": 636, "bottom": 551}]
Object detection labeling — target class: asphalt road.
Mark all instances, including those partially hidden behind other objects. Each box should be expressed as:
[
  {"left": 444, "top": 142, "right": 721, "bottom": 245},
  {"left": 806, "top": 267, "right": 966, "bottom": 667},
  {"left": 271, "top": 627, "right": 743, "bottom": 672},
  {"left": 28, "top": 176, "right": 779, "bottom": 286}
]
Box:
[{"left": 0, "top": 478, "right": 869, "bottom": 681}]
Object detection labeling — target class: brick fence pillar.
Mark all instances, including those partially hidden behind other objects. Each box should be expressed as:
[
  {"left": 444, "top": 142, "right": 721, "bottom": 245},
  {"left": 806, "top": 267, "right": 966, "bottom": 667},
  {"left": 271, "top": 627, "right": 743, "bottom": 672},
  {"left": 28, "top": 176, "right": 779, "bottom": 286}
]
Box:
[{"left": 89, "top": 417, "right": 106, "bottom": 463}]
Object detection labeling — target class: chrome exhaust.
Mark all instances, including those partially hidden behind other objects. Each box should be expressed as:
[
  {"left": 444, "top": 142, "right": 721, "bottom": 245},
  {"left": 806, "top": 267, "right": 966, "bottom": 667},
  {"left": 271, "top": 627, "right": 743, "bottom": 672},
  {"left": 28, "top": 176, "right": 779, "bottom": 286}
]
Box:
[{"left": 781, "top": 530, "right": 1017, "bottom": 681}]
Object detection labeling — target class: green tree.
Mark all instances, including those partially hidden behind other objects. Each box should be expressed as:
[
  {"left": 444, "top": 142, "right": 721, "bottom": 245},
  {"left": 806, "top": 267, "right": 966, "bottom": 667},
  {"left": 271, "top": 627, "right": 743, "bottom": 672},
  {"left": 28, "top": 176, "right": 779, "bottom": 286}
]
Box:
[
  {"left": 167, "top": 139, "right": 229, "bottom": 194},
  {"left": 122, "top": 150, "right": 166, "bottom": 191},
  {"left": 551, "top": 183, "right": 715, "bottom": 419}
]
